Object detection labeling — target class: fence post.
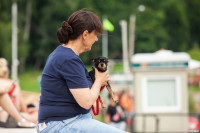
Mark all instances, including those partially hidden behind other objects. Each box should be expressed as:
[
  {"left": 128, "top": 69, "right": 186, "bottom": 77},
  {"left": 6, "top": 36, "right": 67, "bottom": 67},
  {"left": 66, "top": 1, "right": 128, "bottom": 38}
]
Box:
[
  {"left": 155, "top": 115, "right": 159, "bottom": 133},
  {"left": 143, "top": 114, "right": 146, "bottom": 133}
]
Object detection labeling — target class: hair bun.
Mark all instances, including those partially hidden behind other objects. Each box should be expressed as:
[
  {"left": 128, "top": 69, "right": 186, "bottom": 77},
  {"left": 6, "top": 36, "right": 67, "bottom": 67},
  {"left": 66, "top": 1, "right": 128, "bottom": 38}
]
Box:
[{"left": 61, "top": 21, "right": 73, "bottom": 34}]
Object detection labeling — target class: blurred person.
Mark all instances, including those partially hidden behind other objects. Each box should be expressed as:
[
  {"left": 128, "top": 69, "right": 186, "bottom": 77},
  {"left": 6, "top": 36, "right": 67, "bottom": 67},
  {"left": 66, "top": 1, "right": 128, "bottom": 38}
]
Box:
[
  {"left": 0, "top": 58, "right": 38, "bottom": 123},
  {"left": 105, "top": 94, "right": 126, "bottom": 131},
  {"left": 119, "top": 90, "right": 134, "bottom": 132},
  {"left": 37, "top": 9, "right": 127, "bottom": 133},
  {"left": 0, "top": 79, "right": 35, "bottom": 128}
]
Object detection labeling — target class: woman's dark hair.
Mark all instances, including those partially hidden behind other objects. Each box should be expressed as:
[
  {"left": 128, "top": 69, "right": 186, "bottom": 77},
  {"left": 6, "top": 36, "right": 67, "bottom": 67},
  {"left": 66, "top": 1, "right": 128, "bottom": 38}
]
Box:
[{"left": 56, "top": 9, "right": 102, "bottom": 44}]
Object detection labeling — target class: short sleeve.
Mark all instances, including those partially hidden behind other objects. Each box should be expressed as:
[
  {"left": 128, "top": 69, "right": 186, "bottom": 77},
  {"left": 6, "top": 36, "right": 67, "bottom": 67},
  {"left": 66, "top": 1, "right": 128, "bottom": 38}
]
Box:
[{"left": 59, "top": 57, "right": 89, "bottom": 89}]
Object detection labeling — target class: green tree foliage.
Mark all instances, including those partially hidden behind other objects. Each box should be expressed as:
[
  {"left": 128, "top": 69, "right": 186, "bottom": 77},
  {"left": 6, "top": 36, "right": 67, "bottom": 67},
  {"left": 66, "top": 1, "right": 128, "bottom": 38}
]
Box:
[
  {"left": 163, "top": 0, "right": 189, "bottom": 51},
  {"left": 0, "top": 1, "right": 12, "bottom": 63},
  {"left": 188, "top": 44, "right": 200, "bottom": 61},
  {"left": 135, "top": 0, "right": 190, "bottom": 52},
  {"left": 0, "top": 0, "right": 200, "bottom": 70},
  {"left": 185, "top": 0, "right": 200, "bottom": 48}
]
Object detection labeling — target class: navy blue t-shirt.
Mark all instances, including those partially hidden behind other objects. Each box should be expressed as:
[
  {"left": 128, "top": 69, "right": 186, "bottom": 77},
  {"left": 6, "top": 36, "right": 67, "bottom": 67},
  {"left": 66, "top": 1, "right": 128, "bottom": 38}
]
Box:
[{"left": 38, "top": 45, "right": 93, "bottom": 123}]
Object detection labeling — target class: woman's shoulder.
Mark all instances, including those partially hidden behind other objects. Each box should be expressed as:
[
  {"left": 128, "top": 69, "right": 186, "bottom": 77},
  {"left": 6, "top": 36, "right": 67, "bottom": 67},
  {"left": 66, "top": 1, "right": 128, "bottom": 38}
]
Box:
[
  {"left": 49, "top": 45, "right": 76, "bottom": 61},
  {"left": 54, "top": 45, "right": 78, "bottom": 58},
  {"left": 63, "top": 55, "right": 83, "bottom": 66},
  {"left": 46, "top": 45, "right": 84, "bottom": 69}
]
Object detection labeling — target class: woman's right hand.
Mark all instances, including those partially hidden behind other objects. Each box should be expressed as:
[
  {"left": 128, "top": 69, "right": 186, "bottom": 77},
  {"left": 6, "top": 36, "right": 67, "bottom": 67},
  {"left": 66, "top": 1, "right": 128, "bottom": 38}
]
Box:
[{"left": 94, "top": 68, "right": 110, "bottom": 86}]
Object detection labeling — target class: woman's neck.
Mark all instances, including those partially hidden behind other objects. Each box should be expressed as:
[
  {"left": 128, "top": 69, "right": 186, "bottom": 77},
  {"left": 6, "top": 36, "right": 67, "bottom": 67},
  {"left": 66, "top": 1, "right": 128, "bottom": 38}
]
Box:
[{"left": 63, "top": 40, "right": 83, "bottom": 56}]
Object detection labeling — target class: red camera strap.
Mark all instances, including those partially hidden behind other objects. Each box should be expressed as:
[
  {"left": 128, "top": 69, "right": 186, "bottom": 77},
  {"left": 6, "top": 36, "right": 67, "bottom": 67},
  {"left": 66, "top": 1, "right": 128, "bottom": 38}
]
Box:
[{"left": 92, "top": 86, "right": 105, "bottom": 116}]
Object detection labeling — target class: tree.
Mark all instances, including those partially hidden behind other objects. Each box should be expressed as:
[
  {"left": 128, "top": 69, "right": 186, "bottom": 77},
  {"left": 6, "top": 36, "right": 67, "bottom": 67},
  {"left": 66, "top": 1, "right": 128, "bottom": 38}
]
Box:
[
  {"left": 185, "top": 0, "right": 200, "bottom": 48},
  {"left": 0, "top": 0, "right": 200, "bottom": 70},
  {"left": 188, "top": 44, "right": 200, "bottom": 61},
  {"left": 163, "top": 0, "right": 189, "bottom": 52},
  {"left": 0, "top": 1, "right": 12, "bottom": 64}
]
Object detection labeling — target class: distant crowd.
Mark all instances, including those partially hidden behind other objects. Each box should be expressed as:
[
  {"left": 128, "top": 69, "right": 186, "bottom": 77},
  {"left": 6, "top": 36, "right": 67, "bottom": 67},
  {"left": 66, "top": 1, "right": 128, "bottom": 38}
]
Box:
[{"left": 104, "top": 90, "right": 134, "bottom": 132}]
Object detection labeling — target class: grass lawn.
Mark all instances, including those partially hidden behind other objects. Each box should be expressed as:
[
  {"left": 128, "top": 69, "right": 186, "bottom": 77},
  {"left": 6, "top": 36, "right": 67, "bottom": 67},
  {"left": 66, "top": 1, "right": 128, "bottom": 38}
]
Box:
[
  {"left": 18, "top": 70, "right": 42, "bottom": 93},
  {"left": 188, "top": 85, "right": 200, "bottom": 113}
]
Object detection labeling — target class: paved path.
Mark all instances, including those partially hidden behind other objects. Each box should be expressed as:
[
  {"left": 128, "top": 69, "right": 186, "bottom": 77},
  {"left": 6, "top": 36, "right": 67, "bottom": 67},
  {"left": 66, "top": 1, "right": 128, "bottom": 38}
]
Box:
[{"left": 0, "top": 128, "right": 37, "bottom": 133}]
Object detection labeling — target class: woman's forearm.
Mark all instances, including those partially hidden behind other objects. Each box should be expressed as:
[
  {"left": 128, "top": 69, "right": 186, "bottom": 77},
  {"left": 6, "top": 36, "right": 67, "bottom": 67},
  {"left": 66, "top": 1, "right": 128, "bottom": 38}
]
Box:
[
  {"left": 87, "top": 80, "right": 102, "bottom": 107},
  {"left": 70, "top": 80, "right": 102, "bottom": 110}
]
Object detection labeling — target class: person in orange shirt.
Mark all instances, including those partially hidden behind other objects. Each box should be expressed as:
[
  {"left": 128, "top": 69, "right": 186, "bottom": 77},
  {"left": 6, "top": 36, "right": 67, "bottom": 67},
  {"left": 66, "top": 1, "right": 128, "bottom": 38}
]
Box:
[
  {"left": 119, "top": 90, "right": 134, "bottom": 132},
  {"left": 105, "top": 94, "right": 126, "bottom": 131}
]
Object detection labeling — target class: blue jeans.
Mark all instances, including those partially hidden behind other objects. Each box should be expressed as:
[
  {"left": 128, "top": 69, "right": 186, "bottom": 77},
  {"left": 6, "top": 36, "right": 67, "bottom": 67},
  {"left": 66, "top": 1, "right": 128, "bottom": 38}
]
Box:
[
  {"left": 110, "top": 121, "right": 126, "bottom": 131},
  {"left": 37, "top": 113, "right": 127, "bottom": 133}
]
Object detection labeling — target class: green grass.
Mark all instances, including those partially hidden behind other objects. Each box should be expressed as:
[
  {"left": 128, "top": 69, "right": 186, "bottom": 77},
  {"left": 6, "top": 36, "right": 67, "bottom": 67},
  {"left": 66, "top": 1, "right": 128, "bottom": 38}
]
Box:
[
  {"left": 113, "top": 64, "right": 123, "bottom": 73},
  {"left": 188, "top": 85, "right": 200, "bottom": 92},
  {"left": 18, "top": 70, "right": 42, "bottom": 93},
  {"left": 188, "top": 85, "right": 200, "bottom": 113},
  {"left": 92, "top": 109, "right": 105, "bottom": 122}
]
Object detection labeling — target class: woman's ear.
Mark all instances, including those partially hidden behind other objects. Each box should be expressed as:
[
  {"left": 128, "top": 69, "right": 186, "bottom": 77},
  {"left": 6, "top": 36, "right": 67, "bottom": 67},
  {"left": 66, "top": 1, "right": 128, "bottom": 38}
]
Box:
[{"left": 82, "top": 30, "right": 89, "bottom": 40}]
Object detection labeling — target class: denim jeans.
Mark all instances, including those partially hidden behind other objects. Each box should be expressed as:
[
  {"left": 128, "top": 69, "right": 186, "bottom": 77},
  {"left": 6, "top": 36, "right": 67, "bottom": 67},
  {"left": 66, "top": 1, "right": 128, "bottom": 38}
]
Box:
[
  {"left": 110, "top": 121, "right": 126, "bottom": 131},
  {"left": 37, "top": 113, "right": 127, "bottom": 133}
]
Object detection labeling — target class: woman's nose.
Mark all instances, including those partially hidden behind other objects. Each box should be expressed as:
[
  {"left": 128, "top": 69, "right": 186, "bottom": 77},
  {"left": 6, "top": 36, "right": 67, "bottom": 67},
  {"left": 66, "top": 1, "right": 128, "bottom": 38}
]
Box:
[{"left": 95, "top": 36, "right": 98, "bottom": 42}]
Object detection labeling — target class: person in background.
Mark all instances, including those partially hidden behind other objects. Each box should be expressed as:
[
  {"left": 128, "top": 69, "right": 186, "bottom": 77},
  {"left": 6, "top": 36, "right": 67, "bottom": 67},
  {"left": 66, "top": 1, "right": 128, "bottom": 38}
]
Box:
[
  {"left": 0, "top": 58, "right": 38, "bottom": 125},
  {"left": 37, "top": 9, "right": 127, "bottom": 133},
  {"left": 105, "top": 94, "right": 126, "bottom": 131},
  {"left": 119, "top": 90, "right": 134, "bottom": 132},
  {"left": 0, "top": 78, "right": 35, "bottom": 128}
]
